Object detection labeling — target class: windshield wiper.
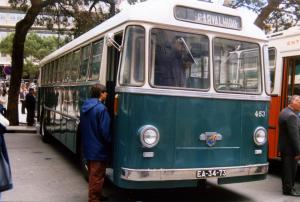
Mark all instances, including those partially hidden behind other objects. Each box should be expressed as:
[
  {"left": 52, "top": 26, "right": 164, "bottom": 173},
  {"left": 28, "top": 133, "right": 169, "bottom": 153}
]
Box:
[{"left": 178, "top": 37, "right": 198, "bottom": 65}]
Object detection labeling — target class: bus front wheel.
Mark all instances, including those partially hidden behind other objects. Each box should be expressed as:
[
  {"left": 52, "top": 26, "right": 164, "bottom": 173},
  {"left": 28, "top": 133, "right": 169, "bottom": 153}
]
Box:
[{"left": 40, "top": 111, "right": 51, "bottom": 143}]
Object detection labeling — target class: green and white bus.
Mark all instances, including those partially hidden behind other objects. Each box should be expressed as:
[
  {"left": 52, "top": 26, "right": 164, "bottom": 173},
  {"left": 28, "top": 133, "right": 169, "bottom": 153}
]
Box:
[{"left": 38, "top": 0, "right": 270, "bottom": 189}]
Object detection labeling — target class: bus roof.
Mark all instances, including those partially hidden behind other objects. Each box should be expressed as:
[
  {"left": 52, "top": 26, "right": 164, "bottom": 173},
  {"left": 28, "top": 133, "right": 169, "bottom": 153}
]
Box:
[
  {"left": 267, "top": 24, "right": 300, "bottom": 40},
  {"left": 40, "top": 0, "right": 266, "bottom": 66},
  {"left": 267, "top": 25, "right": 300, "bottom": 56}
]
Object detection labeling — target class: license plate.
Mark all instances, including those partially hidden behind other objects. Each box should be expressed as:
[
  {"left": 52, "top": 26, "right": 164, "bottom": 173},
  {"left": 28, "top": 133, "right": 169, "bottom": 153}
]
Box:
[{"left": 196, "top": 169, "right": 227, "bottom": 178}]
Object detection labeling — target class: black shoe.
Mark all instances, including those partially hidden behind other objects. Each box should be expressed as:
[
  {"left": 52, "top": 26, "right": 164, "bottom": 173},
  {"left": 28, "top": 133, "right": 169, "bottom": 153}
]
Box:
[
  {"left": 283, "top": 190, "right": 300, "bottom": 196},
  {"left": 101, "top": 195, "right": 109, "bottom": 201}
]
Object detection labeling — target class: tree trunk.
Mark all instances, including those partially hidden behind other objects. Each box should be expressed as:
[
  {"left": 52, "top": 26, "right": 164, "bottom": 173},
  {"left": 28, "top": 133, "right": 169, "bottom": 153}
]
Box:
[
  {"left": 7, "top": 4, "right": 42, "bottom": 125},
  {"left": 254, "top": 0, "right": 282, "bottom": 30}
]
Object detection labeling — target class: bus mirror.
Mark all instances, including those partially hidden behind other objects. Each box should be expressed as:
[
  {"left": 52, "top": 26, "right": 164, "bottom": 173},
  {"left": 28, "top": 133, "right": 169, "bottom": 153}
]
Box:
[{"left": 106, "top": 33, "right": 122, "bottom": 51}]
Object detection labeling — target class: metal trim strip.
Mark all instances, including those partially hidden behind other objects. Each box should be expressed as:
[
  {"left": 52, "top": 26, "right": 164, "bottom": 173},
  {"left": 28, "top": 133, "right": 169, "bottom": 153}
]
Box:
[
  {"left": 44, "top": 106, "right": 79, "bottom": 120},
  {"left": 115, "top": 87, "right": 270, "bottom": 101},
  {"left": 121, "top": 163, "right": 268, "bottom": 181}
]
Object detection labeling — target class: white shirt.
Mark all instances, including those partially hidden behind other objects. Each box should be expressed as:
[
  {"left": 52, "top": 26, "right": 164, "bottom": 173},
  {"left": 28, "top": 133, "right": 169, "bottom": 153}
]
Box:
[{"left": 0, "top": 94, "right": 8, "bottom": 108}]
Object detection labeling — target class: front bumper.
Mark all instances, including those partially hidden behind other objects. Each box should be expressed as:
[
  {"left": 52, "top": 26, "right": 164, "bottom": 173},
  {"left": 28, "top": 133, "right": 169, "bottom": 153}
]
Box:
[{"left": 121, "top": 163, "right": 268, "bottom": 181}]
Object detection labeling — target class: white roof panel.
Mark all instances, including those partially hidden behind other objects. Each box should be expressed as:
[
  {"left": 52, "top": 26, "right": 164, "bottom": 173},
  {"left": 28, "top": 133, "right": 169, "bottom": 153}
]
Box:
[{"left": 40, "top": 0, "right": 266, "bottom": 66}]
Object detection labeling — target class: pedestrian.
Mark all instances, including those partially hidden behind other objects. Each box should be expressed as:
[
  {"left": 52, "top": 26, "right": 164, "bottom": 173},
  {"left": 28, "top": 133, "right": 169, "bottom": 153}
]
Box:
[
  {"left": 278, "top": 95, "right": 300, "bottom": 196},
  {"left": 80, "top": 84, "right": 111, "bottom": 202},
  {"left": 25, "top": 88, "right": 36, "bottom": 126},
  {"left": 19, "top": 84, "right": 28, "bottom": 114},
  {"left": 0, "top": 88, "right": 8, "bottom": 117},
  {"left": 0, "top": 112, "right": 12, "bottom": 199}
]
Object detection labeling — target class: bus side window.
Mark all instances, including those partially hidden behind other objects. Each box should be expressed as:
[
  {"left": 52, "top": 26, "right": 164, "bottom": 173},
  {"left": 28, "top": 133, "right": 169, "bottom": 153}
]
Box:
[
  {"left": 72, "top": 50, "right": 80, "bottom": 81},
  {"left": 64, "top": 53, "right": 72, "bottom": 82},
  {"left": 53, "top": 60, "right": 58, "bottom": 83},
  {"left": 57, "top": 57, "right": 64, "bottom": 82},
  {"left": 88, "top": 39, "right": 104, "bottom": 80},
  {"left": 45, "top": 64, "right": 49, "bottom": 84},
  {"left": 134, "top": 36, "right": 145, "bottom": 82},
  {"left": 268, "top": 48, "right": 276, "bottom": 93},
  {"left": 119, "top": 26, "right": 145, "bottom": 86},
  {"left": 49, "top": 62, "right": 53, "bottom": 84},
  {"left": 79, "top": 45, "right": 90, "bottom": 81}
]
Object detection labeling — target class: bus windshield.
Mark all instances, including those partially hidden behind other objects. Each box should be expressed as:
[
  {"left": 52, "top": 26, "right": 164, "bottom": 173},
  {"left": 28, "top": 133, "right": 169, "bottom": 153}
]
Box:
[
  {"left": 150, "top": 29, "right": 209, "bottom": 89},
  {"left": 213, "top": 38, "right": 261, "bottom": 93}
]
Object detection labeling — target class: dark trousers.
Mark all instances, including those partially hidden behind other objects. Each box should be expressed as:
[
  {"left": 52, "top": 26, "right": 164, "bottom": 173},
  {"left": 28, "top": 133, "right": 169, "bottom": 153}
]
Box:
[
  {"left": 281, "top": 155, "right": 298, "bottom": 193},
  {"left": 26, "top": 108, "right": 35, "bottom": 126},
  {"left": 88, "top": 160, "right": 106, "bottom": 202},
  {"left": 21, "top": 100, "right": 26, "bottom": 114}
]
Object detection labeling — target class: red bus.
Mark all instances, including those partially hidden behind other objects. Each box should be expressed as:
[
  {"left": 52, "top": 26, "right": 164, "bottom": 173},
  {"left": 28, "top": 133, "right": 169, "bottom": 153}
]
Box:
[{"left": 268, "top": 25, "right": 300, "bottom": 159}]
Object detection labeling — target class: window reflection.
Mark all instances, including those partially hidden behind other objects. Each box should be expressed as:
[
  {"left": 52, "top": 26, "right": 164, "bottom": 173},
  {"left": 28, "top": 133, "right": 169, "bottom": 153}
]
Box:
[
  {"left": 213, "top": 38, "right": 261, "bottom": 93},
  {"left": 150, "top": 29, "right": 209, "bottom": 89}
]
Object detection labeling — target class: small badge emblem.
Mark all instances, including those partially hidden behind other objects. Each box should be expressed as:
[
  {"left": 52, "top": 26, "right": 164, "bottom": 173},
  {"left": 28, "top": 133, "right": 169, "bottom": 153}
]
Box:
[{"left": 199, "top": 132, "right": 222, "bottom": 147}]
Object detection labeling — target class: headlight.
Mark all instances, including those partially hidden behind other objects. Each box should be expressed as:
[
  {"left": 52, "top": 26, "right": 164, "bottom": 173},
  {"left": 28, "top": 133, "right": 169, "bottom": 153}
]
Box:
[
  {"left": 139, "top": 125, "right": 160, "bottom": 148},
  {"left": 253, "top": 127, "right": 267, "bottom": 146}
]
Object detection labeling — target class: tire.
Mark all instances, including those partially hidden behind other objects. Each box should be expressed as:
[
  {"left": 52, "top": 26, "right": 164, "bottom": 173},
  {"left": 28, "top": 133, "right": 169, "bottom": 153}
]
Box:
[
  {"left": 40, "top": 110, "right": 51, "bottom": 143},
  {"left": 197, "top": 179, "right": 208, "bottom": 189},
  {"left": 76, "top": 127, "right": 89, "bottom": 181},
  {"left": 79, "top": 141, "right": 89, "bottom": 181}
]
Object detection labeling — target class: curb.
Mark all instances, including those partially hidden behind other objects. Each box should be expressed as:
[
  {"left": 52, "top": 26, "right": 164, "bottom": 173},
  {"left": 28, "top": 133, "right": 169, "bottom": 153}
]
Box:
[
  {"left": 6, "top": 125, "right": 37, "bottom": 134},
  {"left": 6, "top": 129, "right": 37, "bottom": 133}
]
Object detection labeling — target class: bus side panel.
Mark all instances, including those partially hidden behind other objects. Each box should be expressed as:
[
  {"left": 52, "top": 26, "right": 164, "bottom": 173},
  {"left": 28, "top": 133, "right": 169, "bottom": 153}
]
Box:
[{"left": 41, "top": 86, "right": 81, "bottom": 154}]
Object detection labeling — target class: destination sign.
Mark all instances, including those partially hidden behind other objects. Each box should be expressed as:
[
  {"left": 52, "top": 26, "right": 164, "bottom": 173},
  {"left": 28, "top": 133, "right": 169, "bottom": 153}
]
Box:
[{"left": 175, "top": 6, "right": 242, "bottom": 30}]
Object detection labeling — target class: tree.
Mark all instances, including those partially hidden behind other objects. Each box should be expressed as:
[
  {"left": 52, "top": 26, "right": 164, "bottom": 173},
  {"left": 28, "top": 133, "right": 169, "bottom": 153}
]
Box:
[
  {"left": 224, "top": 0, "right": 300, "bottom": 31},
  {"left": 7, "top": 0, "right": 117, "bottom": 125},
  {"left": 0, "top": 33, "right": 62, "bottom": 79},
  {"left": 127, "top": 0, "right": 147, "bottom": 5}
]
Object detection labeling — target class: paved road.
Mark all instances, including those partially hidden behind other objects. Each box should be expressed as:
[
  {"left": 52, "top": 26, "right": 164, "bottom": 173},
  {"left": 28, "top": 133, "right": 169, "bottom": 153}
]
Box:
[
  {"left": 2, "top": 132, "right": 300, "bottom": 202},
  {"left": 2, "top": 132, "right": 87, "bottom": 202}
]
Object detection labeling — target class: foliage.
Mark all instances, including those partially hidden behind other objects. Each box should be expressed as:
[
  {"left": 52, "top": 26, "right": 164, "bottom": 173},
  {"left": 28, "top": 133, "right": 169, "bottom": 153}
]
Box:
[
  {"left": 23, "top": 59, "right": 38, "bottom": 79},
  {"left": 8, "top": 0, "right": 117, "bottom": 38},
  {"left": 224, "top": 0, "right": 300, "bottom": 32},
  {"left": 6, "top": 0, "right": 118, "bottom": 125},
  {"left": 34, "top": 0, "right": 117, "bottom": 37},
  {"left": 127, "top": 0, "right": 147, "bottom": 5},
  {"left": 0, "top": 33, "right": 63, "bottom": 78},
  {"left": 0, "top": 34, "right": 14, "bottom": 56}
]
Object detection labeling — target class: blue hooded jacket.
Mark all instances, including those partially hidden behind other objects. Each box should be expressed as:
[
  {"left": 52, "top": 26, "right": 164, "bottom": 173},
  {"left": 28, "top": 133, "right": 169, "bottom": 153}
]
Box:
[{"left": 80, "top": 98, "right": 111, "bottom": 161}]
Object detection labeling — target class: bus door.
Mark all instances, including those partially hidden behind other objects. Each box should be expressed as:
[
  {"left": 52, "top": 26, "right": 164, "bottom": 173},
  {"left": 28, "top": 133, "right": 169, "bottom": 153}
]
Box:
[
  {"left": 106, "top": 32, "right": 122, "bottom": 170},
  {"left": 106, "top": 32, "right": 123, "bottom": 118},
  {"left": 281, "top": 57, "right": 300, "bottom": 108},
  {"left": 270, "top": 57, "right": 300, "bottom": 158}
]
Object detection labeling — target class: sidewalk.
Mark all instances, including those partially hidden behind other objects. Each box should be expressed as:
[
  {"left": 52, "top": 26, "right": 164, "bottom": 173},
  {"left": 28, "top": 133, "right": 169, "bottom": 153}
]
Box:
[
  {"left": 2, "top": 127, "right": 87, "bottom": 202},
  {"left": 6, "top": 103, "right": 37, "bottom": 133}
]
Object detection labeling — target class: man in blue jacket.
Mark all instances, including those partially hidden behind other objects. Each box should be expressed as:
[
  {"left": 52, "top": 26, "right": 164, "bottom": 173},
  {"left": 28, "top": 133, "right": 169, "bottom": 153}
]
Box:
[{"left": 80, "top": 84, "right": 111, "bottom": 202}]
